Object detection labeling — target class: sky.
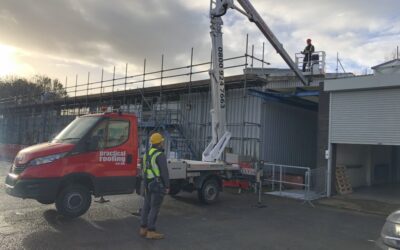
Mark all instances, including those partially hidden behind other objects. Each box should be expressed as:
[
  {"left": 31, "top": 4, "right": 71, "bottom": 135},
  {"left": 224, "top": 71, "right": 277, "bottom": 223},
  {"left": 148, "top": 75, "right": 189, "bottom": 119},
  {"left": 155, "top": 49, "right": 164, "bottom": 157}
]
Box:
[{"left": 0, "top": 0, "right": 399, "bottom": 88}]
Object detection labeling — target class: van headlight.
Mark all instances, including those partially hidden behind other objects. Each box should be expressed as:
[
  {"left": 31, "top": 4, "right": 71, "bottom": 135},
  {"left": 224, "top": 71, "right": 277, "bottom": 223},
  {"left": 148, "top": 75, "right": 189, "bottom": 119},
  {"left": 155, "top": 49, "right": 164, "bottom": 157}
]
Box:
[
  {"left": 381, "top": 221, "right": 400, "bottom": 249},
  {"left": 28, "top": 152, "right": 67, "bottom": 166}
]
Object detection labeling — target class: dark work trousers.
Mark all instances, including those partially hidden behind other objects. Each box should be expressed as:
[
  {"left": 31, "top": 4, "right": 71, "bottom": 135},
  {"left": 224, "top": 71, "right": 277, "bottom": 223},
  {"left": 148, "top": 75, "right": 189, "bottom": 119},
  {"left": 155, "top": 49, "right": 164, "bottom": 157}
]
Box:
[
  {"left": 303, "top": 54, "right": 311, "bottom": 72},
  {"left": 140, "top": 187, "right": 165, "bottom": 231}
]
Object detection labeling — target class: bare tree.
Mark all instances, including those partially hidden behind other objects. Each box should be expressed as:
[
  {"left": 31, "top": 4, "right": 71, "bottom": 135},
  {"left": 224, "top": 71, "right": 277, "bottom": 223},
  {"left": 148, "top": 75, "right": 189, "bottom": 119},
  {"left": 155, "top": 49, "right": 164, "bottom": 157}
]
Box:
[{"left": 0, "top": 75, "right": 67, "bottom": 104}]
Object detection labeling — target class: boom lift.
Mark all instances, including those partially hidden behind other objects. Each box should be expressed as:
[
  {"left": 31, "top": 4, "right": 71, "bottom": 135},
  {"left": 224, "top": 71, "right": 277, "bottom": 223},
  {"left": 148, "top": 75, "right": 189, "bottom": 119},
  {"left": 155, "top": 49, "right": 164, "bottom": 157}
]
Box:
[
  {"left": 168, "top": 0, "right": 312, "bottom": 203},
  {"left": 204, "top": 0, "right": 310, "bottom": 162}
]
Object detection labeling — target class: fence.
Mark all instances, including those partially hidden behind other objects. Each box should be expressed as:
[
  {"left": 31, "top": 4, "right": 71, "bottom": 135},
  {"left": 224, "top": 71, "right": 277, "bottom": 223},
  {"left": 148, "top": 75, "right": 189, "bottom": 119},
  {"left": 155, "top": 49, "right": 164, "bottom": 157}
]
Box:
[{"left": 262, "top": 163, "right": 327, "bottom": 202}]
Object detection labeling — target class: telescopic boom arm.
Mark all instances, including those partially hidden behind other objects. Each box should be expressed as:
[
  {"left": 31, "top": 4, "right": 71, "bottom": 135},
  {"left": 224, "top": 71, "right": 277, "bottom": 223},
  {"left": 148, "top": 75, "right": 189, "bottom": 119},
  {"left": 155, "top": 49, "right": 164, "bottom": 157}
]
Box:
[{"left": 203, "top": 0, "right": 308, "bottom": 162}]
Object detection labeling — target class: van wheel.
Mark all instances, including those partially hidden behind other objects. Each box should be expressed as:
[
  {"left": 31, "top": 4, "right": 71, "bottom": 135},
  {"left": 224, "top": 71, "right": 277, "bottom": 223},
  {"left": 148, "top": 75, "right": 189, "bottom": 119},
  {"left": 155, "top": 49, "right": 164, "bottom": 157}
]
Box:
[
  {"left": 37, "top": 199, "right": 54, "bottom": 205},
  {"left": 55, "top": 184, "right": 92, "bottom": 219},
  {"left": 198, "top": 179, "right": 219, "bottom": 204}
]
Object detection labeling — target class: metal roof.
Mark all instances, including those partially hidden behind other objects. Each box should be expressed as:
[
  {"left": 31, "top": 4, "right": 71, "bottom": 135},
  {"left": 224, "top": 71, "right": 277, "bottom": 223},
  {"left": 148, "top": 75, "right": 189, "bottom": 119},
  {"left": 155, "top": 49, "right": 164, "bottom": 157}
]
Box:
[
  {"left": 371, "top": 59, "right": 400, "bottom": 70},
  {"left": 324, "top": 73, "right": 400, "bottom": 92}
]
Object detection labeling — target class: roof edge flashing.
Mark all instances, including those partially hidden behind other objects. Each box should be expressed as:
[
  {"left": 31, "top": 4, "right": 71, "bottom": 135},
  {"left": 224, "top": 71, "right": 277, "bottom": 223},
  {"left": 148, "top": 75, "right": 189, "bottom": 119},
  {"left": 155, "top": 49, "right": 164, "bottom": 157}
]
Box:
[
  {"left": 324, "top": 73, "right": 400, "bottom": 92},
  {"left": 372, "top": 59, "right": 400, "bottom": 76}
]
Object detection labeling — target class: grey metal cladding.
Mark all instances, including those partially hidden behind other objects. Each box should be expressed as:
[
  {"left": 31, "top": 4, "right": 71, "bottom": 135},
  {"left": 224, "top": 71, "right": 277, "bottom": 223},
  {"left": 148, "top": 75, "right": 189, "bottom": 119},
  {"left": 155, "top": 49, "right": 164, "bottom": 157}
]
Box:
[
  {"left": 261, "top": 101, "right": 318, "bottom": 168},
  {"left": 330, "top": 88, "right": 400, "bottom": 145},
  {"left": 180, "top": 88, "right": 262, "bottom": 158},
  {"left": 266, "top": 79, "right": 320, "bottom": 89}
]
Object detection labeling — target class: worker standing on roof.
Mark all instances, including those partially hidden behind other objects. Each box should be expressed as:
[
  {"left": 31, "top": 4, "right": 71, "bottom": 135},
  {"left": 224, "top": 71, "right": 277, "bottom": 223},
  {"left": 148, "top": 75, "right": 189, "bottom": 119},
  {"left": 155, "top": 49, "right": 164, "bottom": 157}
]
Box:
[
  {"left": 139, "top": 132, "right": 170, "bottom": 240},
  {"left": 302, "top": 38, "right": 315, "bottom": 72}
]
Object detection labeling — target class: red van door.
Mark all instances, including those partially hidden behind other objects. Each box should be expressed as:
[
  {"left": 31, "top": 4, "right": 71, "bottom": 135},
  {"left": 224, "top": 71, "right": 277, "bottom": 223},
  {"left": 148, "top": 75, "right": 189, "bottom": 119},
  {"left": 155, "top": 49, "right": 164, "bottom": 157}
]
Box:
[{"left": 66, "top": 115, "right": 138, "bottom": 196}]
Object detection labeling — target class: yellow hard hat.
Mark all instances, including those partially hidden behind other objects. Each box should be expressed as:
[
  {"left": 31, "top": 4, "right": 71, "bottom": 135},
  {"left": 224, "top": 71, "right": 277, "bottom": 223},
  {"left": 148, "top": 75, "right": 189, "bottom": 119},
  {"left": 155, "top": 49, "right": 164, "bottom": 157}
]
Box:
[{"left": 150, "top": 132, "right": 164, "bottom": 145}]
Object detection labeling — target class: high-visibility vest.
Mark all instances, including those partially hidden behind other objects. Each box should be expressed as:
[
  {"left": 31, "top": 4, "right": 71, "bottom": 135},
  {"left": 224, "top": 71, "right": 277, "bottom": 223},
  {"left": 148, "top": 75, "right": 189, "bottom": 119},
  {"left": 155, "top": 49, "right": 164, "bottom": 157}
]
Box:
[{"left": 143, "top": 148, "right": 162, "bottom": 179}]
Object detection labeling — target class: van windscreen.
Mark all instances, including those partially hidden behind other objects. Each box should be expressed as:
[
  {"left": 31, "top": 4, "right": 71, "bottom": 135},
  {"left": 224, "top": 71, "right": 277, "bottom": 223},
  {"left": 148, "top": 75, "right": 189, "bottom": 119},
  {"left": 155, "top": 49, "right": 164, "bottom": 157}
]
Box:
[{"left": 52, "top": 116, "right": 102, "bottom": 143}]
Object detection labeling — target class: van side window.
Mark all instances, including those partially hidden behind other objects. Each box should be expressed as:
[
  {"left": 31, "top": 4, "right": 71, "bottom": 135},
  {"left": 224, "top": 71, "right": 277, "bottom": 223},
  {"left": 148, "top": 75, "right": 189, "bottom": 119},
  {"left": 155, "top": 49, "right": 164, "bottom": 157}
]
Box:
[
  {"left": 89, "top": 121, "right": 107, "bottom": 150},
  {"left": 106, "top": 120, "right": 129, "bottom": 148}
]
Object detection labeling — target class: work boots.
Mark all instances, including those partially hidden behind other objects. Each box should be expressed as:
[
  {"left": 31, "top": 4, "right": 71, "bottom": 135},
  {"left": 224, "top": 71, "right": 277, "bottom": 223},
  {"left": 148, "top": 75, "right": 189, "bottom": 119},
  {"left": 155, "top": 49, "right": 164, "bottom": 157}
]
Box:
[
  {"left": 139, "top": 227, "right": 147, "bottom": 237},
  {"left": 146, "top": 230, "right": 164, "bottom": 239}
]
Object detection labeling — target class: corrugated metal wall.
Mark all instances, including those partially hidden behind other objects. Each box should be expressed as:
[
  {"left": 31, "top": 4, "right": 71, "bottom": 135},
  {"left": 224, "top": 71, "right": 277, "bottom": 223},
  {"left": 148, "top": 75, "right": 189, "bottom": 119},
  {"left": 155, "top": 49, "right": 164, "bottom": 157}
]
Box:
[
  {"left": 0, "top": 111, "right": 75, "bottom": 145},
  {"left": 0, "top": 82, "right": 320, "bottom": 165},
  {"left": 180, "top": 88, "right": 262, "bottom": 159},
  {"left": 330, "top": 88, "right": 400, "bottom": 145},
  {"left": 261, "top": 102, "right": 318, "bottom": 167},
  {"left": 179, "top": 92, "right": 211, "bottom": 157},
  {"left": 226, "top": 89, "right": 262, "bottom": 158},
  {"left": 264, "top": 79, "right": 321, "bottom": 89}
]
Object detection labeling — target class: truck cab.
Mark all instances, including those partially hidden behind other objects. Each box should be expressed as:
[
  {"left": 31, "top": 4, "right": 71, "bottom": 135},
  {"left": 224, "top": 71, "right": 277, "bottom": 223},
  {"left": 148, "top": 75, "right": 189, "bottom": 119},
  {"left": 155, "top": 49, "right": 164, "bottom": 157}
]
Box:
[{"left": 5, "top": 112, "right": 138, "bottom": 218}]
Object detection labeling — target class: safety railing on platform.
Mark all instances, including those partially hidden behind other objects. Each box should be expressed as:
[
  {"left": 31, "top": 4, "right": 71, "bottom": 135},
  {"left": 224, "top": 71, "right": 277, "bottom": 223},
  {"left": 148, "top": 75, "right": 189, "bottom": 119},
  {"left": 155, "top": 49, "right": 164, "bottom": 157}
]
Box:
[
  {"left": 295, "top": 51, "right": 326, "bottom": 75},
  {"left": 262, "top": 163, "right": 327, "bottom": 202}
]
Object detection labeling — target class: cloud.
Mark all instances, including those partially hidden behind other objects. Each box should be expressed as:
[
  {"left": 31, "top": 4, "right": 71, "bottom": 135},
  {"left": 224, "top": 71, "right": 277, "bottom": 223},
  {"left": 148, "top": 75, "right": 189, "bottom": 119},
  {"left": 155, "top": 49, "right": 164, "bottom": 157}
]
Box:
[
  {"left": 247, "top": 0, "right": 400, "bottom": 72},
  {"left": 0, "top": 1, "right": 209, "bottom": 68},
  {"left": 0, "top": 0, "right": 399, "bottom": 80}
]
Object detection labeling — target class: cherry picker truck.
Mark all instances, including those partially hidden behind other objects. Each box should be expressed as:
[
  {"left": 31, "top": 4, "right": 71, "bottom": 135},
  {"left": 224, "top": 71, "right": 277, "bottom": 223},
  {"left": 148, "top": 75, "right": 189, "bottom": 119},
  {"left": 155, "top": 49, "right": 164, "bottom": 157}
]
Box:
[
  {"left": 166, "top": 0, "right": 311, "bottom": 203},
  {"left": 5, "top": 0, "right": 311, "bottom": 218}
]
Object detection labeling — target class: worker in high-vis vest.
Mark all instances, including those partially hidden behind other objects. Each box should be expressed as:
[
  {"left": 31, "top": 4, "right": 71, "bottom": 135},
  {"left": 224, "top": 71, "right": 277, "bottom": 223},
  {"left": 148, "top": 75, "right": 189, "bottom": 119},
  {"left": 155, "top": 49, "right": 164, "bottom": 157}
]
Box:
[{"left": 140, "top": 132, "right": 170, "bottom": 240}]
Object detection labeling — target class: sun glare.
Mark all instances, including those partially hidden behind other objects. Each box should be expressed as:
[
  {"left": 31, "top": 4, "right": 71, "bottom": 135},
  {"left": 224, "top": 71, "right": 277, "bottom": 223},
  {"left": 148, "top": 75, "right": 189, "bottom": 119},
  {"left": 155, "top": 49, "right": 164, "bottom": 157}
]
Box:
[{"left": 0, "top": 44, "right": 18, "bottom": 77}]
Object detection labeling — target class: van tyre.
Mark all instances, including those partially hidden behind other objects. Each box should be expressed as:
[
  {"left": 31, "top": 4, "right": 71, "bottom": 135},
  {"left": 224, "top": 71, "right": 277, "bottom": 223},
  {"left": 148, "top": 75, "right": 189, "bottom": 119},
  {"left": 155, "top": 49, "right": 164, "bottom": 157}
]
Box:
[
  {"left": 198, "top": 179, "right": 219, "bottom": 204},
  {"left": 55, "top": 184, "right": 92, "bottom": 218}
]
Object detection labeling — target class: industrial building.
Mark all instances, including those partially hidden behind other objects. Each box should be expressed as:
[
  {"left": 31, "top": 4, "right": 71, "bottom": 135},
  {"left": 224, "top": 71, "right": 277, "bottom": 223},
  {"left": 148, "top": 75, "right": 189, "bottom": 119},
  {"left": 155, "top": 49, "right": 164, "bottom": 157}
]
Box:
[
  {"left": 3, "top": 45, "right": 398, "bottom": 202},
  {"left": 324, "top": 59, "right": 400, "bottom": 200},
  {"left": 0, "top": 45, "right": 328, "bottom": 165}
]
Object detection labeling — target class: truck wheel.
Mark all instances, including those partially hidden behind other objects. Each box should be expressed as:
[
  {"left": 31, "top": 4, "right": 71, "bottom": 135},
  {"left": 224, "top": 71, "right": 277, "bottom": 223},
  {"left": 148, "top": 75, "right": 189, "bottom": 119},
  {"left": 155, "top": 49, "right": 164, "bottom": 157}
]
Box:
[
  {"left": 55, "top": 184, "right": 92, "bottom": 219},
  {"left": 169, "top": 181, "right": 181, "bottom": 196},
  {"left": 169, "top": 186, "right": 181, "bottom": 196},
  {"left": 198, "top": 179, "right": 219, "bottom": 204},
  {"left": 37, "top": 199, "right": 55, "bottom": 205}
]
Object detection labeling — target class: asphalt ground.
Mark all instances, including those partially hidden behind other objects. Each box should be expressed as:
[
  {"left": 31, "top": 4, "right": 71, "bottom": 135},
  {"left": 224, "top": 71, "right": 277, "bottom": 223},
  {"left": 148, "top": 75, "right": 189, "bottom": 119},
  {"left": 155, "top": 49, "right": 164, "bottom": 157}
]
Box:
[{"left": 0, "top": 161, "right": 386, "bottom": 250}]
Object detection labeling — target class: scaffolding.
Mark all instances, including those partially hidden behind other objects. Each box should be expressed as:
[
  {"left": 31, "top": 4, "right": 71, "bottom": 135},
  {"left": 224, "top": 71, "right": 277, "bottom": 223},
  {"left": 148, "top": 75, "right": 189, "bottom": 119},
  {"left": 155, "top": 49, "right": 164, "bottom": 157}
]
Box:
[{"left": 0, "top": 35, "right": 270, "bottom": 160}]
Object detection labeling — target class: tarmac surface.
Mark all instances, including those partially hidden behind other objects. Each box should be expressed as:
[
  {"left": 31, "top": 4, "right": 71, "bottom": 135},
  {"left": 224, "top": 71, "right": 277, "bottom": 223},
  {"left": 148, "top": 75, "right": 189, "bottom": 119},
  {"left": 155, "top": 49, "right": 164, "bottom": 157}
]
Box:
[{"left": 0, "top": 161, "right": 387, "bottom": 250}]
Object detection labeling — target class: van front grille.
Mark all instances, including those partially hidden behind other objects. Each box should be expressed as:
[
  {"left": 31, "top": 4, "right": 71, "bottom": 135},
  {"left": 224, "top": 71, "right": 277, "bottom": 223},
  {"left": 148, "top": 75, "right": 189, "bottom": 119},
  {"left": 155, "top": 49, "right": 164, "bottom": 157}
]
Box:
[{"left": 12, "top": 164, "right": 27, "bottom": 174}]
